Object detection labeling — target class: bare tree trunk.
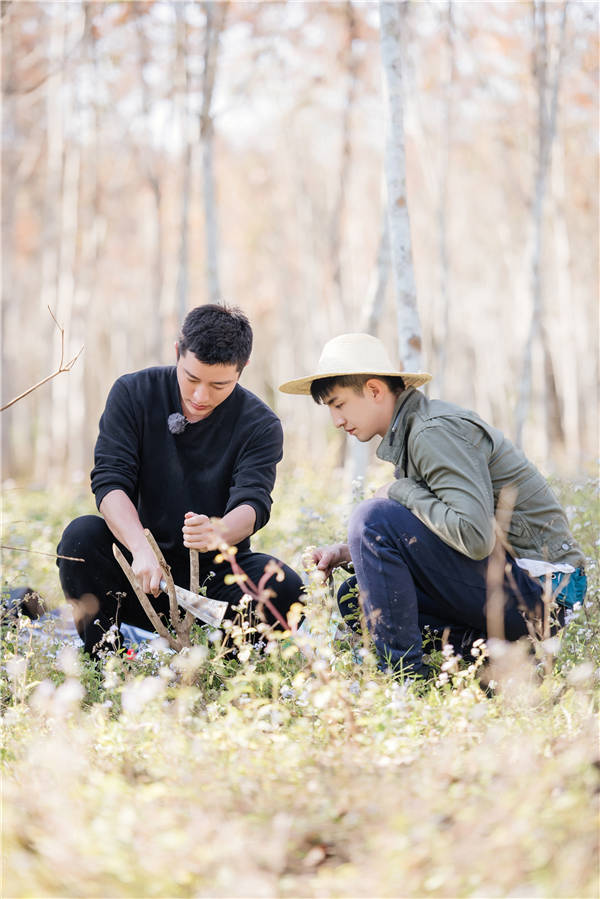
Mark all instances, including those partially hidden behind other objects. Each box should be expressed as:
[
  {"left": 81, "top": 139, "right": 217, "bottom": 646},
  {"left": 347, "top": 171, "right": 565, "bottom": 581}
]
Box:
[
  {"left": 436, "top": 0, "right": 456, "bottom": 395},
  {"left": 200, "top": 1, "right": 227, "bottom": 306},
  {"left": 379, "top": 0, "right": 423, "bottom": 371},
  {"left": 361, "top": 198, "right": 390, "bottom": 335},
  {"left": 515, "top": 0, "right": 567, "bottom": 452},
  {"left": 50, "top": 3, "right": 87, "bottom": 478},
  {"left": 49, "top": 116, "right": 81, "bottom": 478},
  {"left": 34, "top": 12, "right": 67, "bottom": 481},
  {"left": 329, "top": 0, "right": 359, "bottom": 320},
  {"left": 552, "top": 141, "right": 579, "bottom": 467},
  {"left": 136, "top": 3, "right": 164, "bottom": 360},
  {"left": 351, "top": 192, "right": 391, "bottom": 493},
  {"left": 65, "top": 2, "right": 107, "bottom": 478},
  {"left": 175, "top": 3, "right": 192, "bottom": 324},
  {"left": 1, "top": 18, "right": 20, "bottom": 477}
]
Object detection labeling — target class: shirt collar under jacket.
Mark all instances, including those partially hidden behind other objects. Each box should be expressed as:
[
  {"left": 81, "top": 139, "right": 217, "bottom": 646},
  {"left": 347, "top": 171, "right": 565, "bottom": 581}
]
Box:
[{"left": 376, "top": 387, "right": 424, "bottom": 465}]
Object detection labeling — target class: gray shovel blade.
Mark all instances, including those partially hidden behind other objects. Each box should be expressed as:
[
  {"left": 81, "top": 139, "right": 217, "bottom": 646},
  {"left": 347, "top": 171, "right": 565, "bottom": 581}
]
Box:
[{"left": 159, "top": 579, "right": 228, "bottom": 629}]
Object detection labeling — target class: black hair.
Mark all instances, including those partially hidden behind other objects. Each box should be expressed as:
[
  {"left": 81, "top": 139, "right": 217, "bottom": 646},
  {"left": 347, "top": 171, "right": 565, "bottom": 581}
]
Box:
[
  {"left": 310, "top": 373, "right": 406, "bottom": 404},
  {"left": 178, "top": 304, "right": 253, "bottom": 372}
]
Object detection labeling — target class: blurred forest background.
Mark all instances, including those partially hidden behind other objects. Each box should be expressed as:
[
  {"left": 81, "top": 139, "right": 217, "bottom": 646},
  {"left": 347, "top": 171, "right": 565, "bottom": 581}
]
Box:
[{"left": 1, "top": 0, "right": 598, "bottom": 486}]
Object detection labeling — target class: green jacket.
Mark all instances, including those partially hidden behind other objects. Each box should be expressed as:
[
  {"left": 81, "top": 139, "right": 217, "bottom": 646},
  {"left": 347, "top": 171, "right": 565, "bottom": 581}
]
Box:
[{"left": 377, "top": 389, "right": 585, "bottom": 567}]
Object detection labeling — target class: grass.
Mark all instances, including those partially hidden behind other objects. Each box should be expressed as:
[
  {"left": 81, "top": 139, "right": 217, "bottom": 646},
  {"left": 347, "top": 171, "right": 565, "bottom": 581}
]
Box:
[{"left": 1, "top": 470, "right": 599, "bottom": 898}]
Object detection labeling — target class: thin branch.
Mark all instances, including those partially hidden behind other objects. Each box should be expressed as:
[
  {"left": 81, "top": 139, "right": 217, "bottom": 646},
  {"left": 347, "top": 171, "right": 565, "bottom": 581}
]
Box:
[
  {"left": 1, "top": 306, "right": 84, "bottom": 412},
  {"left": 224, "top": 549, "right": 292, "bottom": 632},
  {"left": 486, "top": 485, "right": 517, "bottom": 642},
  {"left": 0, "top": 545, "right": 84, "bottom": 562}
]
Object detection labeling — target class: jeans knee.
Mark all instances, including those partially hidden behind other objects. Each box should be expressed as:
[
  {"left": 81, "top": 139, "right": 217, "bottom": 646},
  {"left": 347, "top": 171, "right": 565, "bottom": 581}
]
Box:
[
  {"left": 348, "top": 497, "right": 394, "bottom": 548},
  {"left": 58, "top": 515, "right": 108, "bottom": 558}
]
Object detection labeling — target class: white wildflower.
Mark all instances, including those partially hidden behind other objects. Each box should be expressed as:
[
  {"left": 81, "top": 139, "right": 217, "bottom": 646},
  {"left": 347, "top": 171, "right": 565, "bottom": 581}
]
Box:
[
  {"left": 57, "top": 645, "right": 81, "bottom": 677},
  {"left": 121, "top": 676, "right": 165, "bottom": 715}
]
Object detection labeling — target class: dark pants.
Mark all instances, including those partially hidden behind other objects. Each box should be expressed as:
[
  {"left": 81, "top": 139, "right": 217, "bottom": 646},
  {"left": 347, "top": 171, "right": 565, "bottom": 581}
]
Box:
[
  {"left": 342, "top": 498, "right": 549, "bottom": 675},
  {"left": 57, "top": 515, "right": 303, "bottom": 655}
]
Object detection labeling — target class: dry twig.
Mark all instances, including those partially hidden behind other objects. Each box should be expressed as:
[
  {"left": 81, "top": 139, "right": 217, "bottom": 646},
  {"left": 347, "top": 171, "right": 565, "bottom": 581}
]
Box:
[
  {"left": 1, "top": 307, "right": 84, "bottom": 412},
  {"left": 486, "top": 485, "right": 517, "bottom": 641},
  {"left": 0, "top": 544, "right": 84, "bottom": 562}
]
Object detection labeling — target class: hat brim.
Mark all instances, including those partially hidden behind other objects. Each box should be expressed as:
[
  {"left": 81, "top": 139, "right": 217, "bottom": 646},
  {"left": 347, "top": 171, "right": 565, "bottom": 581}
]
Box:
[{"left": 279, "top": 370, "right": 432, "bottom": 395}]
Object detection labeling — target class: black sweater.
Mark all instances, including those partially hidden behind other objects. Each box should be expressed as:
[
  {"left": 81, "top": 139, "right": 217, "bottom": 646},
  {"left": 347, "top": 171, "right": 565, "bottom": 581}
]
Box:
[{"left": 91, "top": 367, "right": 283, "bottom": 561}]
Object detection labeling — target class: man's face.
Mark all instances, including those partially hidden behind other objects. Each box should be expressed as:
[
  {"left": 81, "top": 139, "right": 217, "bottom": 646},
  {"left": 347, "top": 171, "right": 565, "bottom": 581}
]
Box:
[
  {"left": 176, "top": 347, "right": 241, "bottom": 422},
  {"left": 323, "top": 383, "right": 392, "bottom": 441}
]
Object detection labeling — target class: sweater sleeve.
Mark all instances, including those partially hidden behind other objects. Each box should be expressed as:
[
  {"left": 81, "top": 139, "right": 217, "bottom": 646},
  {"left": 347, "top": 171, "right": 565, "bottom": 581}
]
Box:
[
  {"left": 224, "top": 416, "right": 283, "bottom": 532},
  {"left": 90, "top": 377, "right": 142, "bottom": 510},
  {"left": 387, "top": 421, "right": 496, "bottom": 560}
]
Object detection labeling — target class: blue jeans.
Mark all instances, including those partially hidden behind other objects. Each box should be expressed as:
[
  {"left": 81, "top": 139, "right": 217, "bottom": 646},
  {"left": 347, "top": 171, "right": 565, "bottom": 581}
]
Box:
[{"left": 343, "top": 498, "right": 547, "bottom": 675}]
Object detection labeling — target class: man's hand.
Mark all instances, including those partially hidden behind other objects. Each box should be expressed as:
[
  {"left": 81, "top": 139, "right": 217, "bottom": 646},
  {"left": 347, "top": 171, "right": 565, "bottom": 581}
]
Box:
[
  {"left": 99, "top": 489, "right": 164, "bottom": 596},
  {"left": 311, "top": 542, "right": 352, "bottom": 581},
  {"left": 182, "top": 512, "right": 224, "bottom": 553},
  {"left": 131, "top": 543, "right": 163, "bottom": 597}
]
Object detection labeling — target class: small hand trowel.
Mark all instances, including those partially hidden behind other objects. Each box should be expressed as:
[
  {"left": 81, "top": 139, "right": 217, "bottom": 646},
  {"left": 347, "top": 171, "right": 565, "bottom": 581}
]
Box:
[{"left": 159, "top": 579, "right": 227, "bottom": 629}]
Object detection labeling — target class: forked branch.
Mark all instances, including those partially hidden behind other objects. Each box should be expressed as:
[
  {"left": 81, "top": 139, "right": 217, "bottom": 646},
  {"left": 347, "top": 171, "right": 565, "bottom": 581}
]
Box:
[
  {"left": 144, "top": 529, "right": 195, "bottom": 638},
  {"left": 144, "top": 529, "right": 181, "bottom": 626},
  {"left": 112, "top": 543, "right": 183, "bottom": 650},
  {"left": 113, "top": 529, "right": 200, "bottom": 649},
  {"left": 1, "top": 307, "right": 84, "bottom": 412}
]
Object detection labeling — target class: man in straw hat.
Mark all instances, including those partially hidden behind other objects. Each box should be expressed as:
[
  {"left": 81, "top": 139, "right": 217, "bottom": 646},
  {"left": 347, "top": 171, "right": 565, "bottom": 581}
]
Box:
[{"left": 280, "top": 333, "right": 586, "bottom": 678}]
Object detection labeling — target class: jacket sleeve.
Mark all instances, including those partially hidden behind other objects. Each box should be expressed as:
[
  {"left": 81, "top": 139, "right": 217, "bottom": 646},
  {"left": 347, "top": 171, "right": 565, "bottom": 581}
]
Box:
[
  {"left": 90, "top": 377, "right": 142, "bottom": 510},
  {"left": 224, "top": 416, "right": 283, "bottom": 532},
  {"left": 387, "top": 420, "right": 496, "bottom": 560}
]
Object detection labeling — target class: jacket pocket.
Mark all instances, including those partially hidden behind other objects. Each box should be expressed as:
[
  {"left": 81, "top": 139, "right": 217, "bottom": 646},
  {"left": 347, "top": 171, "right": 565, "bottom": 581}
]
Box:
[{"left": 506, "top": 513, "right": 536, "bottom": 555}]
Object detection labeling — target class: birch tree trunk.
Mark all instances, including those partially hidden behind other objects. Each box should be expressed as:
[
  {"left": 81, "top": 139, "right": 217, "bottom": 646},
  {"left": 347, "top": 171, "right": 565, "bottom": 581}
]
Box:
[
  {"left": 379, "top": 0, "right": 423, "bottom": 371},
  {"left": 436, "top": 0, "right": 455, "bottom": 395},
  {"left": 34, "top": 12, "right": 67, "bottom": 481},
  {"left": 362, "top": 199, "right": 390, "bottom": 336},
  {"left": 49, "top": 111, "right": 81, "bottom": 478},
  {"left": 68, "top": 2, "right": 106, "bottom": 478},
  {"left": 136, "top": 4, "right": 164, "bottom": 360},
  {"left": 552, "top": 141, "right": 579, "bottom": 467},
  {"left": 351, "top": 194, "right": 391, "bottom": 492},
  {"left": 1, "top": 17, "right": 19, "bottom": 477},
  {"left": 50, "top": 4, "right": 86, "bottom": 478},
  {"left": 175, "top": 3, "right": 192, "bottom": 324},
  {"left": 514, "top": 0, "right": 567, "bottom": 452},
  {"left": 329, "top": 0, "right": 359, "bottom": 320},
  {"left": 200, "top": 1, "right": 227, "bottom": 306}
]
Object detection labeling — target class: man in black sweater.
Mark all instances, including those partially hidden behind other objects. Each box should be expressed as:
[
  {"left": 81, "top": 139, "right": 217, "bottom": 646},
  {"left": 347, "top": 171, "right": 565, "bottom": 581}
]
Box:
[{"left": 57, "top": 304, "right": 302, "bottom": 655}]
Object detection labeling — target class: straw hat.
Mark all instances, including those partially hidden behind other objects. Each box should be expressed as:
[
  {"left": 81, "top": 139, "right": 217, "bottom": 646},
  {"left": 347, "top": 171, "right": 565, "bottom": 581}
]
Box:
[{"left": 279, "top": 333, "right": 432, "bottom": 395}]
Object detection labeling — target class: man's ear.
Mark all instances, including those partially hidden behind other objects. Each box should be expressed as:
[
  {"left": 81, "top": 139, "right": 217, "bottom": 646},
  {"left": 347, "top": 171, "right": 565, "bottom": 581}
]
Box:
[
  {"left": 175, "top": 341, "right": 180, "bottom": 362},
  {"left": 363, "top": 378, "right": 381, "bottom": 400},
  {"left": 365, "top": 378, "right": 385, "bottom": 402}
]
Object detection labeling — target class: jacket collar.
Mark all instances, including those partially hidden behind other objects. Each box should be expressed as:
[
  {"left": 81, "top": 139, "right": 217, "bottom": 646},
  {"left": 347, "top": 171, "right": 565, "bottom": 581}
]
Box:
[{"left": 376, "top": 387, "right": 425, "bottom": 465}]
